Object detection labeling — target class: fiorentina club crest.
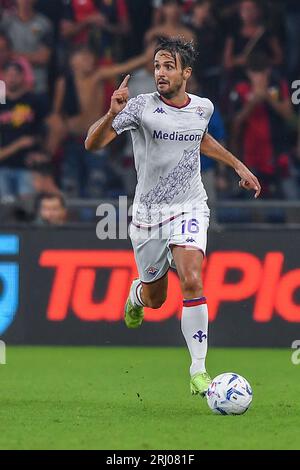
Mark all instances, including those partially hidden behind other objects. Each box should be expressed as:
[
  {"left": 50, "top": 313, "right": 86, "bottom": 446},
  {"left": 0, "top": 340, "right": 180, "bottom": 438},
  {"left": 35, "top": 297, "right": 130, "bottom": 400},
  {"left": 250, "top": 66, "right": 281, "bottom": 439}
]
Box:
[
  {"left": 196, "top": 106, "right": 205, "bottom": 119},
  {"left": 147, "top": 266, "right": 159, "bottom": 276},
  {"left": 193, "top": 330, "right": 207, "bottom": 343}
]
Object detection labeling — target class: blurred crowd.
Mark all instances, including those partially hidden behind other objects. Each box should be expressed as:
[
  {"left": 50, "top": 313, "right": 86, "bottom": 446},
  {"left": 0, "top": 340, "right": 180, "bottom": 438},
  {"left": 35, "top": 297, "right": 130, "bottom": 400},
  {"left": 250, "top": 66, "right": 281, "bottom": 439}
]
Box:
[{"left": 0, "top": 0, "right": 300, "bottom": 224}]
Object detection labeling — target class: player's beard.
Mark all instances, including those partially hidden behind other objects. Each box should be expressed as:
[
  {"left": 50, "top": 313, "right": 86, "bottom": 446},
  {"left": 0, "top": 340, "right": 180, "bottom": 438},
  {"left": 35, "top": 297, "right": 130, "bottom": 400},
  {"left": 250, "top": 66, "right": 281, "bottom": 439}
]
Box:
[{"left": 157, "top": 77, "right": 184, "bottom": 99}]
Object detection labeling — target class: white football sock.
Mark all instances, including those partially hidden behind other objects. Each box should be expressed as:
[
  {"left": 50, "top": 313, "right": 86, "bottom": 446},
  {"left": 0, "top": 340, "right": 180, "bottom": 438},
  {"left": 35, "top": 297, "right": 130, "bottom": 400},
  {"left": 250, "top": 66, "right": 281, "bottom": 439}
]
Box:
[
  {"left": 181, "top": 297, "right": 208, "bottom": 376},
  {"left": 129, "top": 279, "right": 145, "bottom": 307}
]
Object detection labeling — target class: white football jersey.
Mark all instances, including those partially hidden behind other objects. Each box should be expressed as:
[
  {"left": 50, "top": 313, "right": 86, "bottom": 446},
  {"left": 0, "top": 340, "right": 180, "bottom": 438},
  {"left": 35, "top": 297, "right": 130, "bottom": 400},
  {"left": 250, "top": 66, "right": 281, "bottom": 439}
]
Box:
[{"left": 112, "top": 92, "right": 214, "bottom": 226}]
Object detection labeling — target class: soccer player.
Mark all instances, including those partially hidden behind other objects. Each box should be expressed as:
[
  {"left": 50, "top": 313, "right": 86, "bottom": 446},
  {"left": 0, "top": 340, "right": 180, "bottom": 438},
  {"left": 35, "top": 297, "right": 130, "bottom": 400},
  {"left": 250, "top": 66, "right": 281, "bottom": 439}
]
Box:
[{"left": 85, "top": 38, "right": 261, "bottom": 397}]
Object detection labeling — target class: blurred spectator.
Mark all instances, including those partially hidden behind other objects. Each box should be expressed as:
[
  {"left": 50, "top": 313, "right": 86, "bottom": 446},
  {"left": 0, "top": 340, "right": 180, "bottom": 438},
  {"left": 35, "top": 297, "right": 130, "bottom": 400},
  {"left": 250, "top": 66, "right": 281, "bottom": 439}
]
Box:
[
  {"left": 95, "top": 0, "right": 130, "bottom": 58},
  {"left": 48, "top": 45, "right": 150, "bottom": 196},
  {"left": 223, "top": 0, "right": 283, "bottom": 80},
  {"left": 145, "top": 0, "right": 195, "bottom": 44},
  {"left": 0, "top": 31, "right": 34, "bottom": 90},
  {"left": 27, "top": 154, "right": 61, "bottom": 195},
  {"left": 117, "top": 49, "right": 157, "bottom": 196},
  {"left": 0, "top": 0, "right": 296, "bottom": 210},
  {"left": 0, "top": 0, "right": 53, "bottom": 94},
  {"left": 47, "top": 45, "right": 151, "bottom": 153},
  {"left": 35, "top": 0, "right": 64, "bottom": 39},
  {"left": 189, "top": 0, "right": 223, "bottom": 101},
  {"left": 0, "top": 0, "right": 15, "bottom": 15},
  {"left": 123, "top": 0, "right": 153, "bottom": 58},
  {"left": 152, "top": 0, "right": 197, "bottom": 25},
  {"left": 35, "top": 192, "right": 68, "bottom": 225},
  {"left": 212, "top": 0, "right": 240, "bottom": 34},
  {"left": 35, "top": 0, "right": 65, "bottom": 95},
  {"left": 61, "top": 0, "right": 130, "bottom": 59},
  {"left": 0, "top": 61, "right": 48, "bottom": 201},
  {"left": 230, "top": 53, "right": 296, "bottom": 199},
  {"left": 284, "top": 0, "right": 300, "bottom": 81}
]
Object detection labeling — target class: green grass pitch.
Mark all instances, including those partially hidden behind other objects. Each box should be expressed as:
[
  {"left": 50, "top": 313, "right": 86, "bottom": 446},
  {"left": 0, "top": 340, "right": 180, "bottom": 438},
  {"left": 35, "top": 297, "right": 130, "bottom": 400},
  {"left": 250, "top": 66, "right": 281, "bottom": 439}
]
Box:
[{"left": 0, "top": 347, "right": 299, "bottom": 450}]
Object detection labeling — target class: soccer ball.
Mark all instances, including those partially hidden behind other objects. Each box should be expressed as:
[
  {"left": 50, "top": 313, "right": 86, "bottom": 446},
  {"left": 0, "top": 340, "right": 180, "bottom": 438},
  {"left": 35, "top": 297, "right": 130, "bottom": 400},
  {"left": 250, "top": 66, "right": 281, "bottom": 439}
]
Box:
[{"left": 206, "top": 372, "right": 253, "bottom": 415}]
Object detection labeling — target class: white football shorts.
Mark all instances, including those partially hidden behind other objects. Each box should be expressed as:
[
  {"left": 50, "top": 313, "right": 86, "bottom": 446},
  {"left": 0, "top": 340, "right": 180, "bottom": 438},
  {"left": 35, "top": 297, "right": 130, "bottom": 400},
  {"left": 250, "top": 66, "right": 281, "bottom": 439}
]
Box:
[{"left": 129, "top": 208, "right": 210, "bottom": 283}]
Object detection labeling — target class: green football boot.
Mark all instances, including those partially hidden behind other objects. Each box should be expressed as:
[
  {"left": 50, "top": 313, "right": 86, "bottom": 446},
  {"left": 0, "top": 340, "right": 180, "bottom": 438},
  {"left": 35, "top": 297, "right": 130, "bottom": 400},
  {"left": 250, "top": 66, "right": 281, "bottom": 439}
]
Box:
[
  {"left": 190, "top": 372, "right": 212, "bottom": 397},
  {"left": 124, "top": 297, "right": 144, "bottom": 329}
]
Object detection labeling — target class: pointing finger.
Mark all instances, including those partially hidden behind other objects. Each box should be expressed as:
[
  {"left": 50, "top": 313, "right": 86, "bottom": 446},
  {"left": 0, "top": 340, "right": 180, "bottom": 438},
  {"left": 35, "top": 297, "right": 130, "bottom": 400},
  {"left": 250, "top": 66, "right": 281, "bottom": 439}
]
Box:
[{"left": 118, "top": 74, "right": 130, "bottom": 89}]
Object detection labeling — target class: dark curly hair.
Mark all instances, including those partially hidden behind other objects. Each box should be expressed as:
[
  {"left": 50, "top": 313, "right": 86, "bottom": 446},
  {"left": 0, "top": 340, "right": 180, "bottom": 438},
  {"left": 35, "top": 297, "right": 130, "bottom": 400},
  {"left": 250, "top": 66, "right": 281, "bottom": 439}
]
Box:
[{"left": 154, "top": 37, "right": 197, "bottom": 70}]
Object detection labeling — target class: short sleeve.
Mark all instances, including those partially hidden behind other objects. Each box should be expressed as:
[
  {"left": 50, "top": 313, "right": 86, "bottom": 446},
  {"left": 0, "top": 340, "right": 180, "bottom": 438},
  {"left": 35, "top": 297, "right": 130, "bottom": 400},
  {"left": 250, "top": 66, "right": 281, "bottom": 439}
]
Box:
[
  {"left": 202, "top": 98, "right": 214, "bottom": 134},
  {"left": 112, "top": 94, "right": 147, "bottom": 135}
]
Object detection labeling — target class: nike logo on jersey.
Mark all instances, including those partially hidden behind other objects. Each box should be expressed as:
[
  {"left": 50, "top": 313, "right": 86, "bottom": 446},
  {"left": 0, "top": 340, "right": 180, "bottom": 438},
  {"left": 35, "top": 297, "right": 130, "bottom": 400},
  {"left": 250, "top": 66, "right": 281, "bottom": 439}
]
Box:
[{"left": 153, "top": 107, "right": 167, "bottom": 114}]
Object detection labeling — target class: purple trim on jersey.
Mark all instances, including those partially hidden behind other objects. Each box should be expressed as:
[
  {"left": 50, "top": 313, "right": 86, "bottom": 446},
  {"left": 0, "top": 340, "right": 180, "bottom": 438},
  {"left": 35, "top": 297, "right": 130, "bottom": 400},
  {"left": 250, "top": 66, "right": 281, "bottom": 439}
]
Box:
[
  {"left": 159, "top": 94, "right": 191, "bottom": 109},
  {"left": 183, "top": 297, "right": 207, "bottom": 307}
]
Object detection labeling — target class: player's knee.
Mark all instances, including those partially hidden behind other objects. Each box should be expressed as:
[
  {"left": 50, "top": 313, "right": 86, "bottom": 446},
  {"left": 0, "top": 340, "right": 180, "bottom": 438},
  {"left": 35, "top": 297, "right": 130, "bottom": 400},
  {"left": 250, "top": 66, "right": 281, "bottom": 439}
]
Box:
[{"left": 181, "top": 274, "right": 203, "bottom": 298}]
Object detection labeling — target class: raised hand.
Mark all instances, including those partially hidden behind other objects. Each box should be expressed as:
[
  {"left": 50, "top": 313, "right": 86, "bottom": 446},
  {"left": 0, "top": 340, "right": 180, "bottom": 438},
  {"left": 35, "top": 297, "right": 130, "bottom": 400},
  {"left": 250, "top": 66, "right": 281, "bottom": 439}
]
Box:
[{"left": 109, "top": 74, "right": 130, "bottom": 116}]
